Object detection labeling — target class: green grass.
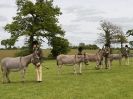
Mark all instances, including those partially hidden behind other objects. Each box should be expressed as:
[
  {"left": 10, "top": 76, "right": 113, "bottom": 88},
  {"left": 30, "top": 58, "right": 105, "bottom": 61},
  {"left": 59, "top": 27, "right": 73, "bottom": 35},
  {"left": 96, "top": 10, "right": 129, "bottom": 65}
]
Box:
[
  {"left": 0, "top": 58, "right": 133, "bottom": 99},
  {"left": 0, "top": 49, "right": 133, "bottom": 99}
]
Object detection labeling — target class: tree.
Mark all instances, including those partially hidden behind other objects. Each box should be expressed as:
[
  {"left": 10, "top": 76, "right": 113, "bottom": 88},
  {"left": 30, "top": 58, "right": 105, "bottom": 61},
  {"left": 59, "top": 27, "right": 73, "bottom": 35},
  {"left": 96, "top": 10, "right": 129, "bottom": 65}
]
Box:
[
  {"left": 50, "top": 37, "right": 70, "bottom": 57},
  {"left": 1, "top": 39, "right": 16, "bottom": 49},
  {"left": 79, "top": 43, "right": 85, "bottom": 47},
  {"left": 85, "top": 44, "right": 99, "bottom": 50},
  {"left": 112, "top": 32, "right": 128, "bottom": 49},
  {"left": 1, "top": 40, "right": 8, "bottom": 49},
  {"left": 127, "top": 29, "right": 133, "bottom": 48},
  {"left": 3, "top": 0, "right": 64, "bottom": 52},
  {"left": 96, "top": 20, "right": 125, "bottom": 48},
  {"left": 129, "top": 41, "right": 133, "bottom": 48},
  {"left": 127, "top": 29, "right": 133, "bottom": 36}
]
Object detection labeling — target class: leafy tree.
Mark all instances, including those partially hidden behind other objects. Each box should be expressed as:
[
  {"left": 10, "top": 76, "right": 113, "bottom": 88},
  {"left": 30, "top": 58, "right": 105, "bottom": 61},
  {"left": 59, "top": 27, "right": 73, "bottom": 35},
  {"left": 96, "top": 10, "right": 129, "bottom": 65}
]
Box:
[
  {"left": 78, "top": 43, "right": 85, "bottom": 53},
  {"left": 79, "top": 43, "right": 85, "bottom": 47},
  {"left": 85, "top": 44, "right": 99, "bottom": 50},
  {"left": 1, "top": 39, "right": 16, "bottom": 49},
  {"left": 1, "top": 40, "right": 8, "bottom": 49},
  {"left": 127, "top": 29, "right": 133, "bottom": 36},
  {"left": 3, "top": 0, "right": 64, "bottom": 53},
  {"left": 50, "top": 37, "right": 70, "bottom": 57},
  {"left": 129, "top": 41, "right": 133, "bottom": 48},
  {"left": 112, "top": 32, "right": 128, "bottom": 49},
  {"left": 96, "top": 20, "right": 125, "bottom": 48},
  {"left": 70, "top": 44, "right": 99, "bottom": 50},
  {"left": 126, "top": 29, "right": 133, "bottom": 48}
]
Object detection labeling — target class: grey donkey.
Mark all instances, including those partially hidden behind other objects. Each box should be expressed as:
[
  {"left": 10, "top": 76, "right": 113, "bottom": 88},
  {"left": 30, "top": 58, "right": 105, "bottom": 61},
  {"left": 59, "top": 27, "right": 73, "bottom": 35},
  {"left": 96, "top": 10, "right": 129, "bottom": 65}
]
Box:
[{"left": 1, "top": 51, "right": 41, "bottom": 83}]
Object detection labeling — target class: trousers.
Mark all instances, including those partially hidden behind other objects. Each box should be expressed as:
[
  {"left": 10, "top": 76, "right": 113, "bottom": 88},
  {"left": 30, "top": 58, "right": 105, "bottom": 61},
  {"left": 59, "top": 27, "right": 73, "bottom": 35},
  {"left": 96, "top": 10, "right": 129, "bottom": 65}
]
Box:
[{"left": 35, "top": 65, "right": 42, "bottom": 82}]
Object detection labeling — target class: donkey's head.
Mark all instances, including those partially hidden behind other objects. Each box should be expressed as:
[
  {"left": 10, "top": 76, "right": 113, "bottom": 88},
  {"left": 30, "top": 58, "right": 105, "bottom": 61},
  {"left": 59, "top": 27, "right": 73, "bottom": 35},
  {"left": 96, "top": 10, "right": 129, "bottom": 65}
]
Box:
[
  {"left": 83, "top": 53, "right": 89, "bottom": 65},
  {"left": 31, "top": 50, "right": 41, "bottom": 67}
]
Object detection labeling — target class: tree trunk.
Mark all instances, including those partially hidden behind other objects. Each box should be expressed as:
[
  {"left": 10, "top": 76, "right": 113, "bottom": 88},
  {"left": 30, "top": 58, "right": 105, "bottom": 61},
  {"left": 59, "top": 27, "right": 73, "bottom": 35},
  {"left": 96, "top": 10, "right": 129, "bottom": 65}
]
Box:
[
  {"left": 29, "top": 35, "right": 34, "bottom": 53},
  {"left": 120, "top": 42, "right": 123, "bottom": 53},
  {"left": 121, "top": 42, "right": 123, "bottom": 49},
  {"left": 105, "top": 31, "right": 111, "bottom": 48}
]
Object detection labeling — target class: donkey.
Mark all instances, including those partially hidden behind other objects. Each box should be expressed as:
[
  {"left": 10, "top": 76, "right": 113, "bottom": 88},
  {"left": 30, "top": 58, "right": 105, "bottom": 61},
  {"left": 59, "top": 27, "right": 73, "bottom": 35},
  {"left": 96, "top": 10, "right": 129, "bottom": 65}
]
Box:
[
  {"left": 109, "top": 54, "right": 122, "bottom": 66},
  {"left": 1, "top": 51, "right": 40, "bottom": 83},
  {"left": 56, "top": 54, "right": 87, "bottom": 74},
  {"left": 84, "top": 49, "right": 104, "bottom": 69}
]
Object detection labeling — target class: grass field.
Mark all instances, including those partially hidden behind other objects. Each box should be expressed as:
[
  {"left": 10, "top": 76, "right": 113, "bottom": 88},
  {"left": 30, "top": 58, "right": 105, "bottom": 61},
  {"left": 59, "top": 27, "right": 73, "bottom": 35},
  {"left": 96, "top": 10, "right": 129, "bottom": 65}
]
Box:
[{"left": 0, "top": 50, "right": 133, "bottom": 99}]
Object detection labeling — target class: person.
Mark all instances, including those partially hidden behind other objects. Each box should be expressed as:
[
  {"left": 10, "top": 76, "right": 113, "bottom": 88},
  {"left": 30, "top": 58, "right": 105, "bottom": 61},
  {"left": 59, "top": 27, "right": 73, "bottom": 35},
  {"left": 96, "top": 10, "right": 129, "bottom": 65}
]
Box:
[
  {"left": 102, "top": 44, "right": 111, "bottom": 69},
  {"left": 124, "top": 45, "right": 130, "bottom": 65},
  {"left": 78, "top": 46, "right": 83, "bottom": 55},
  {"left": 32, "top": 41, "right": 43, "bottom": 82}
]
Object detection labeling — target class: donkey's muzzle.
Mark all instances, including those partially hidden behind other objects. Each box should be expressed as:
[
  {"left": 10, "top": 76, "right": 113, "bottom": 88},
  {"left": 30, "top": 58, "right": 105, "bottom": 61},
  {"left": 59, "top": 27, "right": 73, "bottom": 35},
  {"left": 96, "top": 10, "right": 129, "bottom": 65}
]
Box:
[{"left": 36, "top": 62, "right": 41, "bottom": 67}]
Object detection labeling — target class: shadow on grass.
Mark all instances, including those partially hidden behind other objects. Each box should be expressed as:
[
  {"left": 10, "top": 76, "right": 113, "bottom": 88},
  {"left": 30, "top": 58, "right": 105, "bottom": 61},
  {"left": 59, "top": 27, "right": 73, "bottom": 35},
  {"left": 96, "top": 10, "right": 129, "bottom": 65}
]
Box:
[{"left": 1, "top": 80, "right": 40, "bottom": 85}]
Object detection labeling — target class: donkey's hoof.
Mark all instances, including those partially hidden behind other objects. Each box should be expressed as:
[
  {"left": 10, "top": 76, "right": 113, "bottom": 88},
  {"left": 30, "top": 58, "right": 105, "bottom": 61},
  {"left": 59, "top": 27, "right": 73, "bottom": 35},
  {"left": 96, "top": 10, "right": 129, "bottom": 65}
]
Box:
[
  {"left": 37, "top": 81, "right": 42, "bottom": 83},
  {"left": 95, "top": 67, "right": 100, "bottom": 70},
  {"left": 21, "top": 81, "right": 25, "bottom": 83},
  {"left": 79, "top": 73, "right": 82, "bottom": 75},
  {"left": 2, "top": 82, "right": 5, "bottom": 84}
]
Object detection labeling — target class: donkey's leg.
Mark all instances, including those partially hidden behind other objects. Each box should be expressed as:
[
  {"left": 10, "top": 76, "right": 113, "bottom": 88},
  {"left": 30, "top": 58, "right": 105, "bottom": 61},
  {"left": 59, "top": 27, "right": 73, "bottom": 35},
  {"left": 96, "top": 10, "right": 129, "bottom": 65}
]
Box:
[
  {"left": 125, "top": 57, "right": 127, "bottom": 65},
  {"left": 2, "top": 71, "right": 6, "bottom": 84},
  {"left": 127, "top": 57, "right": 129, "bottom": 65},
  {"left": 119, "top": 59, "right": 121, "bottom": 66},
  {"left": 73, "top": 64, "right": 77, "bottom": 74},
  {"left": 1, "top": 67, "right": 5, "bottom": 83},
  {"left": 20, "top": 69, "right": 26, "bottom": 82},
  {"left": 96, "top": 61, "right": 100, "bottom": 69},
  {"left": 105, "top": 57, "right": 108, "bottom": 69},
  {"left": 6, "top": 70, "right": 10, "bottom": 83},
  {"left": 57, "top": 65, "right": 62, "bottom": 75},
  {"left": 2, "top": 67, "right": 9, "bottom": 83},
  {"left": 125, "top": 57, "right": 129, "bottom": 65},
  {"left": 108, "top": 58, "right": 111, "bottom": 69},
  {"left": 79, "top": 63, "right": 82, "bottom": 74},
  {"left": 84, "top": 61, "right": 89, "bottom": 69},
  {"left": 57, "top": 65, "right": 60, "bottom": 75},
  {"left": 110, "top": 60, "right": 112, "bottom": 67},
  {"left": 95, "top": 61, "right": 98, "bottom": 69}
]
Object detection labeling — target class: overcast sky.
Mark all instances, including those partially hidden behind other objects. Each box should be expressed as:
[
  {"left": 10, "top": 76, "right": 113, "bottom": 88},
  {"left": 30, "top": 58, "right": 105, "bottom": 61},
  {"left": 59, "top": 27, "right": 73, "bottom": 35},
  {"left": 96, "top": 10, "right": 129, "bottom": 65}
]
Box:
[{"left": 0, "top": 0, "right": 133, "bottom": 48}]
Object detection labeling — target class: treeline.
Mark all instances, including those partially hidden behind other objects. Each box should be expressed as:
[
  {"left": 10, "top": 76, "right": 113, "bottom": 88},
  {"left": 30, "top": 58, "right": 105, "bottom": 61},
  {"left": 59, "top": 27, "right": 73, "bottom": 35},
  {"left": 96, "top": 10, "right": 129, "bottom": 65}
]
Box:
[
  {"left": 0, "top": 47, "right": 18, "bottom": 50},
  {"left": 70, "top": 44, "right": 99, "bottom": 50}
]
